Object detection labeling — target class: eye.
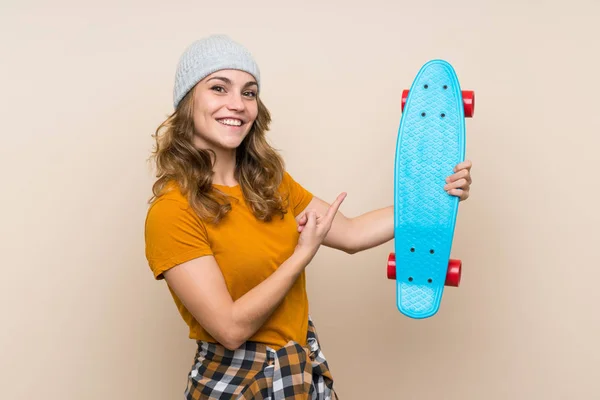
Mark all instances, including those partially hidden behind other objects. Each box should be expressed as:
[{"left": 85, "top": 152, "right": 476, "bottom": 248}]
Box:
[
  {"left": 243, "top": 91, "right": 257, "bottom": 98},
  {"left": 210, "top": 85, "right": 226, "bottom": 93}
]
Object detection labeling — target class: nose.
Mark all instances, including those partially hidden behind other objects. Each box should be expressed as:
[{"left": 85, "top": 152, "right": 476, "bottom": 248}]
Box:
[{"left": 226, "top": 92, "right": 245, "bottom": 112}]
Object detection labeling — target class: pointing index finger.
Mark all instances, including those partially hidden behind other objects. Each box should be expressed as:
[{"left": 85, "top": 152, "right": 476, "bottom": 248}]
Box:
[{"left": 325, "top": 192, "right": 347, "bottom": 220}]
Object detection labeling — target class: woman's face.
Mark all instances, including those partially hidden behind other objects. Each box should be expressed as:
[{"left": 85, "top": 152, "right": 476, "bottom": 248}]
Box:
[{"left": 191, "top": 69, "right": 259, "bottom": 151}]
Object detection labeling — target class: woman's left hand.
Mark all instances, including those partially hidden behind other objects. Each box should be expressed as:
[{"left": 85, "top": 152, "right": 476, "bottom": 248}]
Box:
[{"left": 444, "top": 160, "right": 472, "bottom": 201}]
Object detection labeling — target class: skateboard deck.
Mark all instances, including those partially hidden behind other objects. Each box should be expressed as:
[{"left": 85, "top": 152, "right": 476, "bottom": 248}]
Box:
[{"left": 387, "top": 59, "right": 474, "bottom": 319}]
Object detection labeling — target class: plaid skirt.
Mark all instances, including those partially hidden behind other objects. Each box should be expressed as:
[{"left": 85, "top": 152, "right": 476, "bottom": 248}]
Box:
[{"left": 184, "top": 317, "right": 338, "bottom": 399}]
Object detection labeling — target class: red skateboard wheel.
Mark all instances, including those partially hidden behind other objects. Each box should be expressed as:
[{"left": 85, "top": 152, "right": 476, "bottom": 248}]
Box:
[
  {"left": 445, "top": 259, "right": 462, "bottom": 287},
  {"left": 387, "top": 253, "right": 396, "bottom": 279},
  {"left": 401, "top": 89, "right": 409, "bottom": 112},
  {"left": 462, "top": 90, "right": 475, "bottom": 117}
]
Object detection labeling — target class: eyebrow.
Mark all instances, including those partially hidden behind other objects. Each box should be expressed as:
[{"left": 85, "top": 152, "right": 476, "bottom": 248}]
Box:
[{"left": 206, "top": 76, "right": 258, "bottom": 88}]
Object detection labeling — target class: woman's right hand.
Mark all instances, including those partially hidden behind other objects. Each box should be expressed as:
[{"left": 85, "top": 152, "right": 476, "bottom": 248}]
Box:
[{"left": 295, "top": 192, "right": 347, "bottom": 262}]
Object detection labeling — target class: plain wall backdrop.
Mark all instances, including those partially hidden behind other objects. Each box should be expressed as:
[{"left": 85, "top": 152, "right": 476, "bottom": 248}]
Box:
[{"left": 2, "top": 0, "right": 599, "bottom": 398}]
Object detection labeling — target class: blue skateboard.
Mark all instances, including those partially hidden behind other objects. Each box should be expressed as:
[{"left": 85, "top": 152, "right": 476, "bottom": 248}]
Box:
[{"left": 386, "top": 59, "right": 475, "bottom": 319}]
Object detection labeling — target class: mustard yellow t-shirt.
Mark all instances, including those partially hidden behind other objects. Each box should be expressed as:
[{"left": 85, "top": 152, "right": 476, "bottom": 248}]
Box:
[{"left": 144, "top": 172, "right": 314, "bottom": 349}]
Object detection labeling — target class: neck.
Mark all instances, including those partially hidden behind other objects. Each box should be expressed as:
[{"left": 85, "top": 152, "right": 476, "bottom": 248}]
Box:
[{"left": 210, "top": 148, "right": 238, "bottom": 186}]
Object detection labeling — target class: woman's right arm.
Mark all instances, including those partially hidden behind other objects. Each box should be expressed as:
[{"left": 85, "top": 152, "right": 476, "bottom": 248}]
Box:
[
  {"left": 162, "top": 192, "right": 346, "bottom": 351},
  {"left": 163, "top": 248, "right": 310, "bottom": 350}
]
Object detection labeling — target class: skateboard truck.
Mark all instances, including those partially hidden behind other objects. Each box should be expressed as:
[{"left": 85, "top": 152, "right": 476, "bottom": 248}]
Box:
[
  {"left": 387, "top": 253, "right": 462, "bottom": 287},
  {"left": 402, "top": 89, "right": 475, "bottom": 117}
]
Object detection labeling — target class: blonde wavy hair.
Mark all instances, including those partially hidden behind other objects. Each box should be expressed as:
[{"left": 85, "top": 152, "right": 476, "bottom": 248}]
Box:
[{"left": 148, "top": 88, "right": 289, "bottom": 224}]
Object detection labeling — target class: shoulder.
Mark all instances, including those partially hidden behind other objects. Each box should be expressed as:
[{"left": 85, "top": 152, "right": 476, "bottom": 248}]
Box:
[
  {"left": 152, "top": 180, "right": 188, "bottom": 203},
  {"left": 144, "top": 181, "right": 213, "bottom": 280},
  {"left": 279, "top": 170, "right": 309, "bottom": 196},
  {"left": 279, "top": 171, "right": 313, "bottom": 216},
  {"left": 280, "top": 170, "right": 307, "bottom": 190},
  {"left": 145, "top": 181, "right": 203, "bottom": 229}
]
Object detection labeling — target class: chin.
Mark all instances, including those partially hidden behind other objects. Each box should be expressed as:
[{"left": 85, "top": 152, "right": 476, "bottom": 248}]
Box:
[
  {"left": 228, "top": 131, "right": 252, "bottom": 147},
  {"left": 220, "top": 137, "right": 247, "bottom": 150}
]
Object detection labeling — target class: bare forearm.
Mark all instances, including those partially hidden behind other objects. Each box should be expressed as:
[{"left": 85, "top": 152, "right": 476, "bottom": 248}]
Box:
[
  {"left": 300, "top": 196, "right": 394, "bottom": 254},
  {"left": 165, "top": 249, "right": 313, "bottom": 351},
  {"left": 348, "top": 205, "right": 394, "bottom": 253},
  {"left": 229, "top": 249, "right": 311, "bottom": 347}
]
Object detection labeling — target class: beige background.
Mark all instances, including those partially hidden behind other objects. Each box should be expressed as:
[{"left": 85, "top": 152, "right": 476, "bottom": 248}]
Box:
[{"left": 2, "top": 0, "right": 599, "bottom": 398}]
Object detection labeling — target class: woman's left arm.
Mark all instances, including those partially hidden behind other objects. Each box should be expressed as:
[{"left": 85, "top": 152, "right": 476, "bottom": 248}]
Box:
[{"left": 296, "top": 160, "right": 473, "bottom": 254}]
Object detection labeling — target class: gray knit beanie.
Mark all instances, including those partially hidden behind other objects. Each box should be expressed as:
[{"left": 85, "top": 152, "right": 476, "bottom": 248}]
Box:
[{"left": 172, "top": 34, "right": 261, "bottom": 109}]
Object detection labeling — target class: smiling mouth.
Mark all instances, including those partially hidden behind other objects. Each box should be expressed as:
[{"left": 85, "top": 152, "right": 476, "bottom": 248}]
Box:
[{"left": 217, "top": 118, "right": 243, "bottom": 127}]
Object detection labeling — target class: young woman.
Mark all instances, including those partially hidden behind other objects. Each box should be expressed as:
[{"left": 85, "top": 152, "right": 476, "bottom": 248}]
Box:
[{"left": 145, "top": 34, "right": 473, "bottom": 399}]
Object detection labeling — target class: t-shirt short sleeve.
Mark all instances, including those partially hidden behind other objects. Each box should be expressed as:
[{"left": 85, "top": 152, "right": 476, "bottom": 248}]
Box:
[
  {"left": 283, "top": 171, "right": 314, "bottom": 216},
  {"left": 144, "top": 198, "right": 213, "bottom": 280}
]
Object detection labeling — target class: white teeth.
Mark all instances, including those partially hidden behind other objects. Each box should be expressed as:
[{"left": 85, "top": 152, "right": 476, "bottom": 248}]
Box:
[{"left": 218, "top": 118, "right": 242, "bottom": 126}]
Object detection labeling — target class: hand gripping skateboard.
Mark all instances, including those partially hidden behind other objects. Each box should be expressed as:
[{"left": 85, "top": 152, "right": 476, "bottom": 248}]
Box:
[{"left": 387, "top": 59, "right": 475, "bottom": 319}]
